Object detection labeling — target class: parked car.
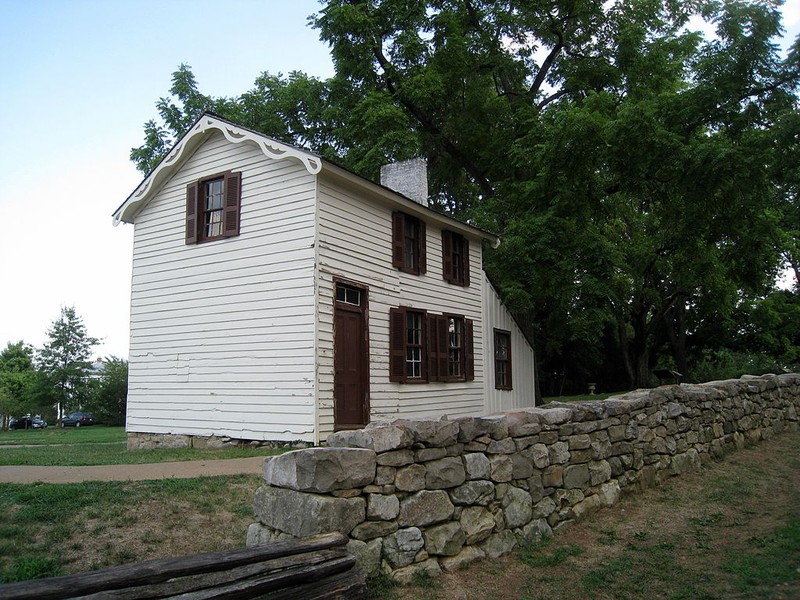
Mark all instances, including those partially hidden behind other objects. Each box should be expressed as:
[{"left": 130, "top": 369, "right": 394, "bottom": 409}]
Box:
[
  {"left": 9, "top": 417, "right": 45, "bottom": 430},
  {"left": 9, "top": 417, "right": 33, "bottom": 430},
  {"left": 61, "top": 412, "right": 94, "bottom": 427}
]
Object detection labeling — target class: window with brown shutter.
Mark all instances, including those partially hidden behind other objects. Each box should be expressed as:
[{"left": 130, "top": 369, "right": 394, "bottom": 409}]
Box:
[
  {"left": 185, "top": 171, "right": 242, "bottom": 244},
  {"left": 389, "top": 307, "right": 428, "bottom": 382},
  {"left": 390, "top": 306, "right": 474, "bottom": 384},
  {"left": 442, "top": 230, "right": 469, "bottom": 286},
  {"left": 391, "top": 212, "right": 426, "bottom": 275}
]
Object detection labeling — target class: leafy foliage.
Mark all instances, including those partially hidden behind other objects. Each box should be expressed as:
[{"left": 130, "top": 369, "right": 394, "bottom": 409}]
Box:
[
  {"left": 37, "top": 307, "right": 99, "bottom": 421},
  {"left": 86, "top": 357, "right": 128, "bottom": 426},
  {"left": 0, "top": 342, "right": 38, "bottom": 429}
]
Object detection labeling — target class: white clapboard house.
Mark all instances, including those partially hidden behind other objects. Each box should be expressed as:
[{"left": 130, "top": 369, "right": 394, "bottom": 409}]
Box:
[{"left": 113, "top": 113, "right": 536, "bottom": 445}]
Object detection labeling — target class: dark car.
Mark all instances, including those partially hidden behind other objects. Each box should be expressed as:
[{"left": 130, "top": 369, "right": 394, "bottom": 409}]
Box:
[
  {"left": 62, "top": 412, "right": 94, "bottom": 427},
  {"left": 9, "top": 417, "right": 45, "bottom": 430},
  {"left": 9, "top": 417, "right": 34, "bottom": 430}
]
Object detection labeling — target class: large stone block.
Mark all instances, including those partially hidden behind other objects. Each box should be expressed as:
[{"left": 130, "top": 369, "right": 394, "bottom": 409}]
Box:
[
  {"left": 327, "top": 424, "right": 413, "bottom": 453},
  {"left": 456, "top": 415, "right": 509, "bottom": 442},
  {"left": 440, "top": 545, "right": 486, "bottom": 572},
  {"left": 489, "top": 455, "right": 514, "bottom": 482},
  {"left": 263, "top": 447, "right": 376, "bottom": 492},
  {"left": 518, "top": 518, "right": 553, "bottom": 545},
  {"left": 253, "top": 485, "right": 365, "bottom": 537},
  {"left": 398, "top": 490, "right": 454, "bottom": 527},
  {"left": 450, "top": 480, "right": 495, "bottom": 506},
  {"left": 367, "top": 493, "right": 400, "bottom": 520},
  {"left": 383, "top": 527, "right": 425, "bottom": 569},
  {"left": 395, "top": 463, "right": 427, "bottom": 492},
  {"left": 480, "top": 530, "right": 518, "bottom": 558},
  {"left": 460, "top": 506, "right": 496, "bottom": 544},
  {"left": 347, "top": 538, "right": 382, "bottom": 578},
  {"left": 502, "top": 486, "right": 533, "bottom": 529},
  {"left": 393, "top": 418, "right": 459, "bottom": 446},
  {"left": 424, "top": 522, "right": 466, "bottom": 556},
  {"left": 390, "top": 558, "right": 442, "bottom": 584},
  {"left": 426, "top": 456, "right": 467, "bottom": 489},
  {"left": 350, "top": 520, "right": 398, "bottom": 541},
  {"left": 549, "top": 441, "right": 571, "bottom": 464},
  {"left": 464, "top": 452, "right": 492, "bottom": 480}
]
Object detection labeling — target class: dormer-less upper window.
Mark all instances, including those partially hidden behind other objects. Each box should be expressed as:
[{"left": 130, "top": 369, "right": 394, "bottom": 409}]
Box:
[
  {"left": 442, "top": 230, "right": 470, "bottom": 286},
  {"left": 392, "top": 212, "right": 426, "bottom": 275},
  {"left": 186, "top": 171, "right": 242, "bottom": 244}
]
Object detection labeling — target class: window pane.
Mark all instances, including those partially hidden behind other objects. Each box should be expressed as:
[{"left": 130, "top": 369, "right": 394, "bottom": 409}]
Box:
[
  {"left": 336, "top": 284, "right": 361, "bottom": 306},
  {"left": 403, "top": 216, "right": 418, "bottom": 269}
]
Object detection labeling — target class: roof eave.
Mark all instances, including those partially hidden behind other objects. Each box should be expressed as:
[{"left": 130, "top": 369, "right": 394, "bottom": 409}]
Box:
[{"left": 112, "top": 113, "right": 322, "bottom": 225}]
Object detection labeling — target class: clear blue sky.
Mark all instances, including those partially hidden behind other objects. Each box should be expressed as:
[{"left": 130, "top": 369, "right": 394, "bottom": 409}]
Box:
[{"left": 0, "top": 0, "right": 797, "bottom": 359}]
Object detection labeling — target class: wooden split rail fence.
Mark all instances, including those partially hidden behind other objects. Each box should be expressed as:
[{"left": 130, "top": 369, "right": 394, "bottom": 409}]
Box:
[{"left": 0, "top": 532, "right": 366, "bottom": 599}]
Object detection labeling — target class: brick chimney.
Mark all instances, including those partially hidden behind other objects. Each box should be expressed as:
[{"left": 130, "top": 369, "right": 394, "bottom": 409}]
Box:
[{"left": 380, "top": 158, "right": 429, "bottom": 207}]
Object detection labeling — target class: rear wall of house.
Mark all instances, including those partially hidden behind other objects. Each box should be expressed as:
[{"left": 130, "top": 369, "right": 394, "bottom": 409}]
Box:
[{"left": 126, "top": 132, "right": 318, "bottom": 442}]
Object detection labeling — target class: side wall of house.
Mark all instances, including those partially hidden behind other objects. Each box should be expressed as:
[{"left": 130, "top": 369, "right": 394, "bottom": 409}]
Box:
[
  {"left": 127, "top": 131, "right": 318, "bottom": 442},
  {"left": 482, "top": 275, "right": 537, "bottom": 413},
  {"left": 315, "top": 174, "right": 485, "bottom": 439}
]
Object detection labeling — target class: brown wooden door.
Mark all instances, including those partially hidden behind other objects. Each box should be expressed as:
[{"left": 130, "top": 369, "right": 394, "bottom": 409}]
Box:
[{"left": 334, "top": 283, "right": 369, "bottom": 429}]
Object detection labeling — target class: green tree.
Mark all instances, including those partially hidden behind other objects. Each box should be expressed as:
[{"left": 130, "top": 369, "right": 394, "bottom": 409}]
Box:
[
  {"left": 0, "top": 342, "right": 38, "bottom": 429},
  {"left": 87, "top": 357, "right": 128, "bottom": 426},
  {"left": 37, "top": 307, "right": 99, "bottom": 422}
]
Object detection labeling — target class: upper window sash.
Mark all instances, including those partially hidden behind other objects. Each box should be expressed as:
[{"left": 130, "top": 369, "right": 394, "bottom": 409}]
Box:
[
  {"left": 442, "top": 230, "right": 470, "bottom": 286},
  {"left": 186, "top": 171, "right": 242, "bottom": 244},
  {"left": 494, "top": 329, "right": 512, "bottom": 390},
  {"left": 392, "top": 212, "right": 426, "bottom": 275}
]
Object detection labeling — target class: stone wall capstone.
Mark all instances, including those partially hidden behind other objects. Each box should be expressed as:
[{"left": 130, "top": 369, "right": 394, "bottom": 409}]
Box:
[{"left": 247, "top": 374, "right": 800, "bottom": 582}]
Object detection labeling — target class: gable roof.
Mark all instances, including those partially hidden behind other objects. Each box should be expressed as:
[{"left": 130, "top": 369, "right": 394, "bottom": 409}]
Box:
[{"left": 113, "top": 113, "right": 498, "bottom": 245}]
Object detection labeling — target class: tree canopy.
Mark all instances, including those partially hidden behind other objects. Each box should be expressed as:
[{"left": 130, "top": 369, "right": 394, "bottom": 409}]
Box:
[
  {"left": 132, "top": 0, "right": 800, "bottom": 393},
  {"left": 37, "top": 306, "right": 99, "bottom": 421}
]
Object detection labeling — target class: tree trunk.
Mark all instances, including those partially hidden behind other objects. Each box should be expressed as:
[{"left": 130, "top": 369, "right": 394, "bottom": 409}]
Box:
[{"left": 664, "top": 300, "right": 688, "bottom": 377}]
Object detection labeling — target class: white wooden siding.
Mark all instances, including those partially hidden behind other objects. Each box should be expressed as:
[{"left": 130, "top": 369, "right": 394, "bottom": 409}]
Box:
[
  {"left": 315, "top": 175, "right": 486, "bottom": 440},
  {"left": 482, "top": 274, "right": 537, "bottom": 412},
  {"left": 127, "top": 131, "right": 318, "bottom": 442}
]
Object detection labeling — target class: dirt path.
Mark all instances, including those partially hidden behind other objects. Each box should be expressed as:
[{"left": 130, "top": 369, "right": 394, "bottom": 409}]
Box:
[{"left": 0, "top": 456, "right": 266, "bottom": 484}]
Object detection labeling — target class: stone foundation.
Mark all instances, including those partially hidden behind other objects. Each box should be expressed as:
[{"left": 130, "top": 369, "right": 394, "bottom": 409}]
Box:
[
  {"left": 126, "top": 432, "right": 311, "bottom": 451},
  {"left": 247, "top": 374, "right": 800, "bottom": 583}
]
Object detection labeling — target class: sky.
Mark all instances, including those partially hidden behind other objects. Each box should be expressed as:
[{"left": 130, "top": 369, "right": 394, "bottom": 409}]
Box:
[{"left": 0, "top": 0, "right": 798, "bottom": 360}]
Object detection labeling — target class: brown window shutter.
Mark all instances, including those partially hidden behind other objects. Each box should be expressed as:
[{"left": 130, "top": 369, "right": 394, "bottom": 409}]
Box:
[
  {"left": 185, "top": 182, "right": 198, "bottom": 244},
  {"left": 389, "top": 308, "right": 406, "bottom": 382},
  {"left": 419, "top": 219, "right": 427, "bottom": 274},
  {"left": 391, "top": 212, "right": 404, "bottom": 269},
  {"left": 463, "top": 237, "right": 470, "bottom": 287},
  {"left": 442, "top": 230, "right": 453, "bottom": 282},
  {"left": 465, "top": 319, "right": 475, "bottom": 381},
  {"left": 427, "top": 313, "right": 439, "bottom": 381},
  {"left": 436, "top": 315, "right": 449, "bottom": 380},
  {"left": 223, "top": 171, "right": 241, "bottom": 237}
]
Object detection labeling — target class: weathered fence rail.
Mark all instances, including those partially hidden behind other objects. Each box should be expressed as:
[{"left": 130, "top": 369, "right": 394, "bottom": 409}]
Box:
[{"left": 0, "top": 532, "right": 366, "bottom": 600}]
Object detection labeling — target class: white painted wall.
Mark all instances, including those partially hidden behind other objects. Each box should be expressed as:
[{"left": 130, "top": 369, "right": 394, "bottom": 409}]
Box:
[
  {"left": 482, "top": 275, "right": 537, "bottom": 412},
  {"left": 315, "top": 174, "right": 486, "bottom": 440},
  {"left": 126, "top": 131, "right": 318, "bottom": 442}
]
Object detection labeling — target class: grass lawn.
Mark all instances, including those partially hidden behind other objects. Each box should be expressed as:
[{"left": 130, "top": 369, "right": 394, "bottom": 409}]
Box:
[
  {"left": 0, "top": 426, "right": 283, "bottom": 466},
  {"left": 0, "top": 475, "right": 261, "bottom": 583}
]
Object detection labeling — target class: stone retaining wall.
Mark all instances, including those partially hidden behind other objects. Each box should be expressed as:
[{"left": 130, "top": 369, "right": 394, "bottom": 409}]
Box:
[{"left": 247, "top": 374, "right": 800, "bottom": 583}]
